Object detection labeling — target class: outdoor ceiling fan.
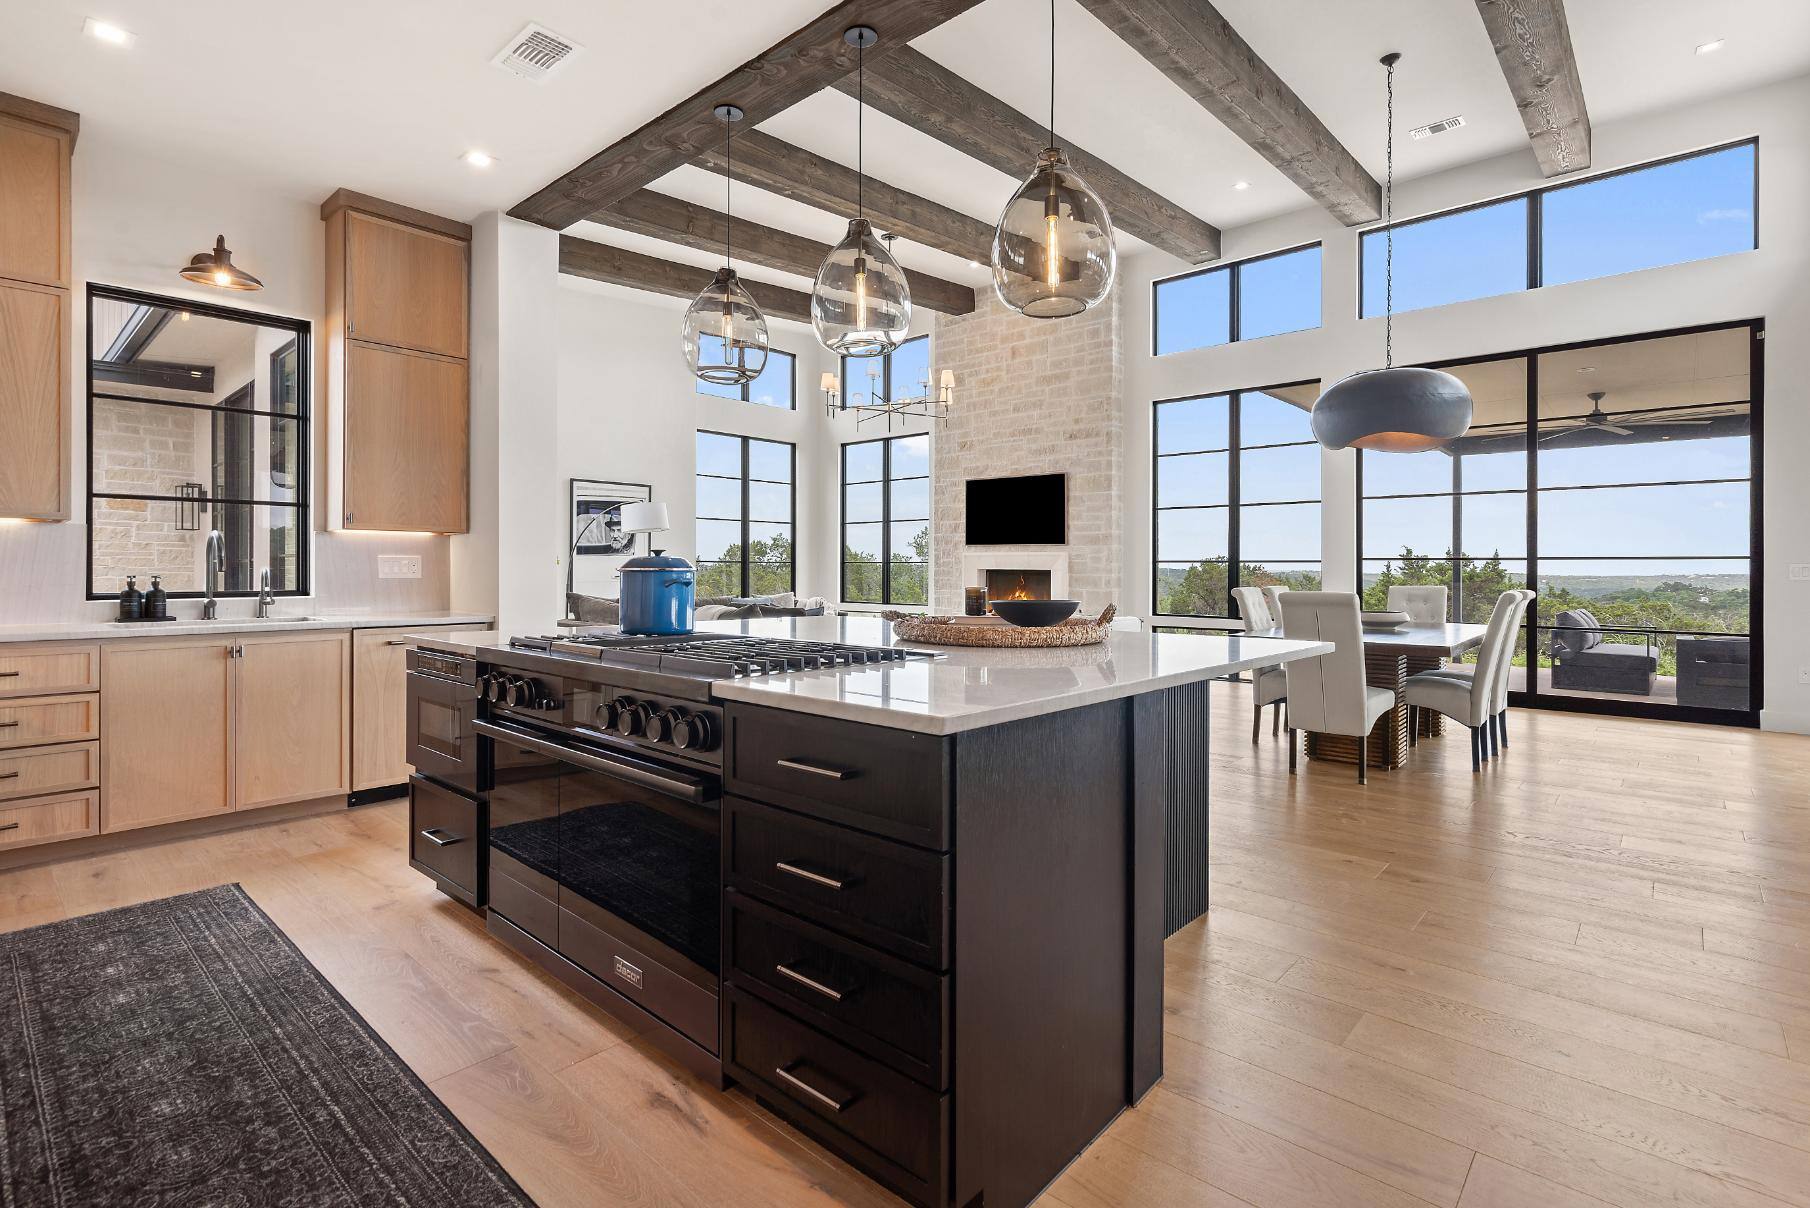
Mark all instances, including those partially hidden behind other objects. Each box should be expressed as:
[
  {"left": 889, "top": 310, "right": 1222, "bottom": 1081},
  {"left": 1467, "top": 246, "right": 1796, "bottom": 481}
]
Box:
[{"left": 1537, "top": 391, "right": 1718, "bottom": 442}]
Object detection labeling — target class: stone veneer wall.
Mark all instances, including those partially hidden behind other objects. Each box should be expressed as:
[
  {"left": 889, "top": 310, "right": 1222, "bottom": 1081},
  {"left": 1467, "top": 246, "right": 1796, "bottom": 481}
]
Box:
[{"left": 929, "top": 286, "right": 1123, "bottom": 614}]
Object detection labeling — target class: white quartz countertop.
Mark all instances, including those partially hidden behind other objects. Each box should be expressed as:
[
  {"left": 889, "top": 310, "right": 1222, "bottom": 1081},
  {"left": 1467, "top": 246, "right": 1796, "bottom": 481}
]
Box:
[
  {"left": 0, "top": 611, "right": 494, "bottom": 643},
  {"left": 420, "top": 616, "right": 1331, "bottom": 735}
]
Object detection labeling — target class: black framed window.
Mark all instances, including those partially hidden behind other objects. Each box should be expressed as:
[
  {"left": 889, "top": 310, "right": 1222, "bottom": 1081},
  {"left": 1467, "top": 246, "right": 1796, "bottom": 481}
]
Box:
[
  {"left": 695, "top": 431, "right": 795, "bottom": 597},
  {"left": 696, "top": 345, "right": 795, "bottom": 409},
  {"left": 1153, "top": 381, "right": 1322, "bottom": 619},
  {"left": 842, "top": 434, "right": 930, "bottom": 605},
  {"left": 1153, "top": 243, "right": 1321, "bottom": 356},
  {"left": 86, "top": 285, "right": 310, "bottom": 598},
  {"left": 840, "top": 333, "right": 928, "bottom": 406},
  {"left": 1360, "top": 140, "right": 1757, "bottom": 317},
  {"left": 1358, "top": 321, "right": 1761, "bottom": 725}
]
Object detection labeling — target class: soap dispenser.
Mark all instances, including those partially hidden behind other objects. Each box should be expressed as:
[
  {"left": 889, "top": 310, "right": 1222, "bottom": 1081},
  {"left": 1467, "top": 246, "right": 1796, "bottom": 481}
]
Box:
[
  {"left": 118, "top": 575, "right": 143, "bottom": 621},
  {"left": 143, "top": 576, "right": 168, "bottom": 620}
]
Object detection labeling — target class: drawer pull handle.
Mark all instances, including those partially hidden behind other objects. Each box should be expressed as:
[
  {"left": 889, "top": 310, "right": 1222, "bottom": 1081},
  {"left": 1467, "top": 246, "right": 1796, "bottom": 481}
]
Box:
[
  {"left": 774, "top": 1063, "right": 850, "bottom": 1112},
  {"left": 776, "top": 758, "right": 853, "bottom": 781},
  {"left": 0, "top": 671, "right": 19, "bottom": 678},
  {"left": 775, "top": 861, "right": 846, "bottom": 891},
  {"left": 0, "top": 822, "right": 18, "bottom": 833},
  {"left": 775, "top": 963, "right": 845, "bottom": 1002},
  {"left": 418, "top": 827, "right": 461, "bottom": 847},
  {"left": 0, "top": 772, "right": 18, "bottom": 781},
  {"left": 0, "top": 721, "right": 18, "bottom": 728},
  {"left": 386, "top": 639, "right": 411, "bottom": 647}
]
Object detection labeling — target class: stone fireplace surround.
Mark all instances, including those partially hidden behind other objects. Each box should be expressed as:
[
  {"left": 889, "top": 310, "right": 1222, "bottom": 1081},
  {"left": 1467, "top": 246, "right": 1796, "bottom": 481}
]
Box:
[{"left": 961, "top": 549, "right": 1071, "bottom": 601}]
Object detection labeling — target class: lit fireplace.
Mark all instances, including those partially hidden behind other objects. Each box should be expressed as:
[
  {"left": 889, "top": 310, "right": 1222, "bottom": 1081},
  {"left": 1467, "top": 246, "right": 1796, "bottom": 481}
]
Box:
[{"left": 985, "top": 570, "right": 1052, "bottom": 609}]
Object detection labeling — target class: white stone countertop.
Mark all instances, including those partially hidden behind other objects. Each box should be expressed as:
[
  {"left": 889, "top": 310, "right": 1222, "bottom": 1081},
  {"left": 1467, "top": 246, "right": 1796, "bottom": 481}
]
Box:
[
  {"left": 0, "top": 611, "right": 494, "bottom": 643},
  {"left": 415, "top": 616, "right": 1331, "bottom": 736}
]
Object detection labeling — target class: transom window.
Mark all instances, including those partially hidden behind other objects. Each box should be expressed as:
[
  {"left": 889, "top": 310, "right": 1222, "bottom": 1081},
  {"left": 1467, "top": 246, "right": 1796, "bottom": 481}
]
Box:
[
  {"left": 1153, "top": 243, "right": 1321, "bottom": 357},
  {"left": 695, "top": 343, "right": 796, "bottom": 409},
  {"left": 695, "top": 431, "right": 795, "bottom": 597},
  {"left": 840, "top": 334, "right": 929, "bottom": 406},
  {"left": 842, "top": 434, "right": 930, "bottom": 606}
]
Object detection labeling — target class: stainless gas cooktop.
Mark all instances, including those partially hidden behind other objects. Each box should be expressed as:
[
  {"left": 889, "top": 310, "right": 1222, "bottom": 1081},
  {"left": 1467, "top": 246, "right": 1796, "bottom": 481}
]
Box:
[{"left": 505, "top": 631, "right": 937, "bottom": 679}]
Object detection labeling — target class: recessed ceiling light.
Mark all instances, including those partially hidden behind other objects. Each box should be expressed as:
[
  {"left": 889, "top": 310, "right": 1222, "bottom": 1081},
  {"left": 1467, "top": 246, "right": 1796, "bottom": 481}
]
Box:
[
  {"left": 462, "top": 150, "right": 495, "bottom": 169},
  {"left": 1231, "top": 180, "right": 1251, "bottom": 191},
  {"left": 1695, "top": 39, "right": 1725, "bottom": 55},
  {"left": 83, "top": 17, "right": 135, "bottom": 46}
]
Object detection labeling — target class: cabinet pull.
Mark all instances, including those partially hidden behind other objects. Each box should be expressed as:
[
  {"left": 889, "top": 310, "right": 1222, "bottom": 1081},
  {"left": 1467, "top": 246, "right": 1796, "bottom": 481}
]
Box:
[
  {"left": 776, "top": 757, "right": 853, "bottom": 781},
  {"left": 385, "top": 639, "right": 411, "bottom": 646},
  {"left": 0, "top": 721, "right": 18, "bottom": 728},
  {"left": 775, "top": 861, "right": 847, "bottom": 891},
  {"left": 774, "top": 963, "right": 845, "bottom": 1002},
  {"left": 773, "top": 1063, "right": 850, "bottom": 1112},
  {"left": 418, "top": 827, "right": 461, "bottom": 847},
  {"left": 0, "top": 822, "right": 18, "bottom": 833},
  {"left": 0, "top": 671, "right": 19, "bottom": 678},
  {"left": 0, "top": 772, "right": 18, "bottom": 781}
]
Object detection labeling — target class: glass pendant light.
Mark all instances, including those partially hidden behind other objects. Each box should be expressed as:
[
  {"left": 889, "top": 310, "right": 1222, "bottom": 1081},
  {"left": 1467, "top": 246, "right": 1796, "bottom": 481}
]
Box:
[
  {"left": 812, "top": 26, "right": 911, "bottom": 358},
  {"left": 991, "top": 0, "right": 1115, "bottom": 319},
  {"left": 179, "top": 236, "right": 263, "bottom": 291},
  {"left": 683, "top": 104, "right": 770, "bottom": 386},
  {"left": 1312, "top": 53, "right": 1472, "bottom": 452}
]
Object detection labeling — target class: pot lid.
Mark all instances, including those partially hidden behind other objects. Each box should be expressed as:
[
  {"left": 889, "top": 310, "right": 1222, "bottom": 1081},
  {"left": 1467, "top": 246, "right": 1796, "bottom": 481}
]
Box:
[{"left": 621, "top": 551, "right": 695, "bottom": 571}]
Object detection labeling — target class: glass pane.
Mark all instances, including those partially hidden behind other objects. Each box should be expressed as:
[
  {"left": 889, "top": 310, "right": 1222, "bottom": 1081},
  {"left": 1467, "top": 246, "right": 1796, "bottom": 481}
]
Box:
[
  {"left": 1361, "top": 557, "right": 1455, "bottom": 614},
  {"left": 1456, "top": 559, "right": 1527, "bottom": 625},
  {"left": 1361, "top": 197, "right": 1529, "bottom": 316},
  {"left": 1155, "top": 560, "right": 1228, "bottom": 617},
  {"left": 1239, "top": 388, "right": 1316, "bottom": 446},
  {"left": 1156, "top": 507, "right": 1228, "bottom": 562},
  {"left": 1363, "top": 495, "right": 1452, "bottom": 559},
  {"left": 890, "top": 336, "right": 931, "bottom": 398},
  {"left": 695, "top": 475, "right": 741, "bottom": 520},
  {"left": 748, "top": 438, "right": 792, "bottom": 482},
  {"left": 749, "top": 561, "right": 793, "bottom": 596},
  {"left": 1534, "top": 559, "right": 1751, "bottom": 634},
  {"left": 1460, "top": 491, "right": 1526, "bottom": 558},
  {"left": 1157, "top": 452, "right": 1228, "bottom": 508},
  {"left": 1156, "top": 394, "right": 1228, "bottom": 455},
  {"left": 1539, "top": 482, "right": 1748, "bottom": 557},
  {"left": 696, "top": 432, "right": 741, "bottom": 477},
  {"left": 91, "top": 501, "right": 299, "bottom": 595},
  {"left": 1238, "top": 245, "right": 1321, "bottom": 340},
  {"left": 696, "top": 561, "right": 741, "bottom": 597},
  {"left": 747, "top": 523, "right": 792, "bottom": 563},
  {"left": 1542, "top": 144, "right": 1756, "bottom": 287},
  {"left": 889, "top": 563, "right": 929, "bottom": 606},
  {"left": 1240, "top": 502, "right": 1320, "bottom": 562},
  {"left": 890, "top": 521, "right": 930, "bottom": 563},
  {"left": 1455, "top": 426, "right": 1528, "bottom": 493},
  {"left": 891, "top": 434, "right": 930, "bottom": 478},
  {"left": 1535, "top": 622, "right": 1749, "bottom": 712},
  {"left": 845, "top": 481, "right": 883, "bottom": 523},
  {"left": 844, "top": 560, "right": 882, "bottom": 603},
  {"left": 91, "top": 399, "right": 299, "bottom": 504},
  {"left": 695, "top": 519, "right": 742, "bottom": 563},
  {"left": 1360, "top": 446, "right": 1455, "bottom": 497},
  {"left": 1240, "top": 444, "right": 1319, "bottom": 504},
  {"left": 748, "top": 351, "right": 794, "bottom": 408},
  {"left": 1154, "top": 268, "right": 1230, "bottom": 355},
  {"left": 844, "top": 441, "right": 884, "bottom": 483},
  {"left": 888, "top": 477, "right": 929, "bottom": 521},
  {"left": 748, "top": 481, "right": 790, "bottom": 524},
  {"left": 843, "top": 356, "right": 884, "bottom": 404},
  {"left": 1239, "top": 563, "right": 1322, "bottom": 594},
  {"left": 1538, "top": 419, "right": 1751, "bottom": 487},
  {"left": 844, "top": 522, "right": 883, "bottom": 562}
]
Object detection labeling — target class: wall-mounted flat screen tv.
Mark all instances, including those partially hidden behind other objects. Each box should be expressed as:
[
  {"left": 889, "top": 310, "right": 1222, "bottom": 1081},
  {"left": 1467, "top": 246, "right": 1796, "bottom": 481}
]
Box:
[{"left": 965, "top": 473, "right": 1067, "bottom": 545}]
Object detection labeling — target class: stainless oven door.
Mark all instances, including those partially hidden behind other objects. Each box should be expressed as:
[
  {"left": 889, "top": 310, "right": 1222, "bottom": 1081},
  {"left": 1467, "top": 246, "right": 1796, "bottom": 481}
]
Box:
[{"left": 407, "top": 672, "right": 479, "bottom": 794}]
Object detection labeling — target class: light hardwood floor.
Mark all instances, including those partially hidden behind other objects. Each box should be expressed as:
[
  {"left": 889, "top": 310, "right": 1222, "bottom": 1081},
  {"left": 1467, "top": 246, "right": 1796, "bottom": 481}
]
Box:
[{"left": 3, "top": 689, "right": 1808, "bottom": 1208}]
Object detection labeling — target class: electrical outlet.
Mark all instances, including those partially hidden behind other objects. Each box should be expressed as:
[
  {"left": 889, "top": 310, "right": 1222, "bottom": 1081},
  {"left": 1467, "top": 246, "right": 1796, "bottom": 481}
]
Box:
[
  {"left": 1800, "top": 667, "right": 1810, "bottom": 686},
  {"left": 378, "top": 555, "right": 422, "bottom": 580},
  {"left": 1791, "top": 564, "right": 1810, "bottom": 582}
]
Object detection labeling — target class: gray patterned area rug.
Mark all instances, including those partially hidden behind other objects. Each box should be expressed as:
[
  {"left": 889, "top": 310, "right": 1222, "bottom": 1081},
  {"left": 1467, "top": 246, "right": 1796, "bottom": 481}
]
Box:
[{"left": 0, "top": 883, "right": 535, "bottom": 1207}]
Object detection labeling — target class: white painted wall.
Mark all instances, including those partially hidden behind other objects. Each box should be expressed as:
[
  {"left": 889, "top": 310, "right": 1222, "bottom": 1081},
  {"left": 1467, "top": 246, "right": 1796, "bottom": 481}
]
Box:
[{"left": 1119, "top": 73, "right": 1810, "bottom": 733}]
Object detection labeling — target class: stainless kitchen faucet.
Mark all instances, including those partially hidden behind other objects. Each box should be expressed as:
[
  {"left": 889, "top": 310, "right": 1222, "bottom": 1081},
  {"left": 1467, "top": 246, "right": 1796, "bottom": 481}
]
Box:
[
  {"left": 202, "top": 529, "right": 224, "bottom": 619},
  {"left": 256, "top": 568, "right": 274, "bottom": 618}
]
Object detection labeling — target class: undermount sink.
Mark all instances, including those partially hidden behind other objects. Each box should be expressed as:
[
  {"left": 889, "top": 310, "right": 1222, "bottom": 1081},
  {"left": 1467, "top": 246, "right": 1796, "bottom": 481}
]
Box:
[{"left": 110, "top": 615, "right": 321, "bottom": 626}]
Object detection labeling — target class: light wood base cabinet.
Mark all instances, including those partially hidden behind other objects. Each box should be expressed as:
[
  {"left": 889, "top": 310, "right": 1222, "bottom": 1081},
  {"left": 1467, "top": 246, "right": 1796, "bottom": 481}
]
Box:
[
  {"left": 351, "top": 629, "right": 413, "bottom": 791},
  {"left": 0, "top": 790, "right": 98, "bottom": 851},
  {"left": 238, "top": 632, "right": 349, "bottom": 809}
]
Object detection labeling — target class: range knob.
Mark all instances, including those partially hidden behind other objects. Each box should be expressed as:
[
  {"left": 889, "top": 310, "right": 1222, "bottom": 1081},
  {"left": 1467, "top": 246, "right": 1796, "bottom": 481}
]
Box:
[
  {"left": 613, "top": 698, "right": 652, "bottom": 737},
  {"left": 649, "top": 708, "right": 688, "bottom": 744},
  {"left": 672, "top": 711, "right": 719, "bottom": 752}
]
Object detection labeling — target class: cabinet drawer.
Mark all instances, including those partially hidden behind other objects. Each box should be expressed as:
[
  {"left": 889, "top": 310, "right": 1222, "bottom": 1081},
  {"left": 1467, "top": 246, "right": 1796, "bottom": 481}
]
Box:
[
  {"left": 409, "top": 776, "right": 480, "bottom": 901},
  {"left": 0, "top": 742, "right": 97, "bottom": 803},
  {"left": 726, "top": 796, "right": 947, "bottom": 969},
  {"left": 0, "top": 790, "right": 98, "bottom": 851},
  {"left": 0, "top": 645, "right": 98, "bottom": 699},
  {"left": 0, "top": 694, "right": 97, "bottom": 749},
  {"left": 726, "top": 704, "right": 949, "bottom": 849},
  {"left": 727, "top": 987, "right": 946, "bottom": 1203},
  {"left": 727, "top": 890, "right": 947, "bottom": 1090}
]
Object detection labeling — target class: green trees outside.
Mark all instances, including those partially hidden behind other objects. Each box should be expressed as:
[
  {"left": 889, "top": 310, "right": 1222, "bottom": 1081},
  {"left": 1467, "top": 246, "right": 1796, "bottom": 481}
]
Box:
[
  {"left": 696, "top": 533, "right": 794, "bottom": 599},
  {"left": 843, "top": 524, "right": 930, "bottom": 606},
  {"left": 1156, "top": 562, "right": 1321, "bottom": 617}
]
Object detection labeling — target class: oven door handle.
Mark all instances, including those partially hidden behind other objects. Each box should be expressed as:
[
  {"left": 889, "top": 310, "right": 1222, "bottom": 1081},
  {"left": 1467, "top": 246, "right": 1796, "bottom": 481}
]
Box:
[{"left": 474, "top": 719, "right": 714, "bottom": 804}]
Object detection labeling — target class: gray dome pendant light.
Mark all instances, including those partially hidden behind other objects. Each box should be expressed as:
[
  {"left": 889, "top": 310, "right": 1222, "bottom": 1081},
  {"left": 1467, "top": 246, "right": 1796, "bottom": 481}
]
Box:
[
  {"left": 1312, "top": 52, "right": 1472, "bottom": 452},
  {"left": 812, "top": 26, "right": 912, "bottom": 358},
  {"left": 682, "top": 104, "right": 770, "bottom": 387},
  {"left": 991, "top": 0, "right": 1116, "bottom": 318}
]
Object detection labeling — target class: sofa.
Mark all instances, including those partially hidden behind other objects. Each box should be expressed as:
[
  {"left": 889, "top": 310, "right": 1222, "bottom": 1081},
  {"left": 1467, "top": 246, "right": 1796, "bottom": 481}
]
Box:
[
  {"left": 563, "top": 591, "right": 828, "bottom": 626},
  {"left": 1675, "top": 636, "right": 1751, "bottom": 711},
  {"left": 1549, "top": 608, "right": 1657, "bottom": 695}
]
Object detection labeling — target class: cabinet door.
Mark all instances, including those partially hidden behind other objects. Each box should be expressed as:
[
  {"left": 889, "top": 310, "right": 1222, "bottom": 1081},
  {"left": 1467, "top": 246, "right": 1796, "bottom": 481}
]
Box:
[
  {"left": 0, "top": 114, "right": 71, "bottom": 289},
  {"left": 351, "top": 629, "right": 412, "bottom": 790},
  {"left": 237, "top": 632, "right": 348, "bottom": 809},
  {"left": 344, "top": 343, "right": 468, "bottom": 533},
  {"left": 345, "top": 212, "right": 467, "bottom": 358},
  {"left": 101, "top": 641, "right": 233, "bottom": 832},
  {"left": 0, "top": 280, "right": 66, "bottom": 518}
]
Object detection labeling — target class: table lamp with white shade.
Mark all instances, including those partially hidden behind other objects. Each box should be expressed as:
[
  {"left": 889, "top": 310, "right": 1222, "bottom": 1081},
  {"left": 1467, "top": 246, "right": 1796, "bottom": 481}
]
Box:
[{"left": 616, "top": 501, "right": 696, "bottom": 635}]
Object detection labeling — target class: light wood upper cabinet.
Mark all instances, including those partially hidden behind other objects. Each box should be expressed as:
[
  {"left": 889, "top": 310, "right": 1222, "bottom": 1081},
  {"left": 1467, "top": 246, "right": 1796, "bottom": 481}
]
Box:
[
  {"left": 352, "top": 629, "right": 413, "bottom": 791},
  {"left": 237, "top": 632, "right": 349, "bottom": 809},
  {"left": 345, "top": 212, "right": 468, "bottom": 359},
  {"left": 0, "top": 280, "right": 68, "bottom": 518},
  {"left": 343, "top": 343, "right": 468, "bottom": 533},
  {"left": 0, "top": 108, "right": 72, "bottom": 289},
  {"left": 102, "top": 641, "right": 234, "bottom": 832}
]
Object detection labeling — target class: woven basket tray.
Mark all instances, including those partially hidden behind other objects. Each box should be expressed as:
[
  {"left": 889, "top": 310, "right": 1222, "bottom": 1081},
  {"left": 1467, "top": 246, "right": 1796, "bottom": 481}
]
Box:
[{"left": 882, "top": 606, "right": 1117, "bottom": 648}]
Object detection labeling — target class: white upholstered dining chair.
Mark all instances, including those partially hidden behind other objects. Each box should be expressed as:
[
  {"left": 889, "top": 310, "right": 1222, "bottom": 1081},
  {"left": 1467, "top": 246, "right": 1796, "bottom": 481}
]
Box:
[
  {"left": 1386, "top": 585, "right": 1449, "bottom": 623},
  {"left": 1231, "top": 586, "right": 1287, "bottom": 743},
  {"left": 1404, "top": 590, "right": 1523, "bottom": 773},
  {"left": 1279, "top": 593, "right": 1395, "bottom": 784},
  {"left": 1412, "top": 589, "right": 1533, "bottom": 759}
]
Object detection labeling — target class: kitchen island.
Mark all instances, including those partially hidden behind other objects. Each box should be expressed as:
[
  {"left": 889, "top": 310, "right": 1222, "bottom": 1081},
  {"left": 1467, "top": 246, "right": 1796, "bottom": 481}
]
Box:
[{"left": 408, "top": 616, "right": 1327, "bottom": 1208}]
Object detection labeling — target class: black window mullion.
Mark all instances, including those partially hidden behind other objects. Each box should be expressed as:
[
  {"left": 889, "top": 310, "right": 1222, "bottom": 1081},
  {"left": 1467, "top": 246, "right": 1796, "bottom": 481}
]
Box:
[
  {"left": 1227, "top": 390, "right": 1242, "bottom": 606},
  {"left": 880, "top": 438, "right": 893, "bottom": 604},
  {"left": 1524, "top": 352, "right": 1540, "bottom": 701},
  {"left": 1451, "top": 442, "right": 1464, "bottom": 622}
]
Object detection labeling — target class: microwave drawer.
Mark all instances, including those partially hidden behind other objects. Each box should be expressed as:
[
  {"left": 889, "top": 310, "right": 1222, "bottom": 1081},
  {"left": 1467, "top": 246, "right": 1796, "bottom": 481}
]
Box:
[
  {"left": 725, "top": 796, "right": 948, "bottom": 970},
  {"left": 408, "top": 776, "right": 482, "bottom": 905}
]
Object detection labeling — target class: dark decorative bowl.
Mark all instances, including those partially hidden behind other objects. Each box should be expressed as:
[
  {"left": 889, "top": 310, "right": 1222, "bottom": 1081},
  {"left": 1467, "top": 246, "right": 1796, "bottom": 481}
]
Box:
[{"left": 990, "top": 598, "right": 1081, "bottom": 628}]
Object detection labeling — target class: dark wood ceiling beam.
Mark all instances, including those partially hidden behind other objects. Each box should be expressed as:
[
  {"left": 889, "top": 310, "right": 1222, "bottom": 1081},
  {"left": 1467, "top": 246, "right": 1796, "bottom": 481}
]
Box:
[
  {"left": 840, "top": 46, "right": 1220, "bottom": 262},
  {"left": 1474, "top": 0, "right": 1590, "bottom": 176},
  {"left": 557, "top": 234, "right": 815, "bottom": 326},
  {"left": 1074, "top": 0, "right": 1381, "bottom": 226},
  {"left": 697, "top": 129, "right": 995, "bottom": 264},
  {"left": 511, "top": 0, "right": 985, "bottom": 229},
  {"left": 594, "top": 189, "right": 976, "bottom": 315}
]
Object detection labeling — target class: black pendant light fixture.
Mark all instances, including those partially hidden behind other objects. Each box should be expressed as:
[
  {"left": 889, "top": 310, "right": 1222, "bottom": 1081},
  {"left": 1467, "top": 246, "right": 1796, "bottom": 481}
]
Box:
[
  {"left": 812, "top": 25, "right": 912, "bottom": 357},
  {"left": 179, "top": 236, "right": 263, "bottom": 291},
  {"left": 991, "top": 0, "right": 1115, "bottom": 319},
  {"left": 1312, "top": 52, "right": 1472, "bottom": 452},
  {"left": 682, "top": 104, "right": 770, "bottom": 386}
]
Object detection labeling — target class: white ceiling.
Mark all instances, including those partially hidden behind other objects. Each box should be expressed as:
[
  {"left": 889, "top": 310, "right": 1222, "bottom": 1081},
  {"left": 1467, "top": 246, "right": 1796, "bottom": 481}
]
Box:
[{"left": 5, "top": 0, "right": 1806, "bottom": 295}]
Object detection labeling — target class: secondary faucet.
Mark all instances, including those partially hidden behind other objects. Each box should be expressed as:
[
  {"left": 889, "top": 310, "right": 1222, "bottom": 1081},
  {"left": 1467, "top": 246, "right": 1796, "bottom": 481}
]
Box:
[
  {"left": 202, "top": 529, "right": 224, "bottom": 619},
  {"left": 256, "top": 568, "right": 274, "bottom": 618}
]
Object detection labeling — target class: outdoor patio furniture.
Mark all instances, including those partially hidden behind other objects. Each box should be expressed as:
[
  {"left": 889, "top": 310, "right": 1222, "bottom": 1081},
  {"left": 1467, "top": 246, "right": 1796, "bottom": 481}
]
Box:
[
  {"left": 1549, "top": 608, "right": 1657, "bottom": 695},
  {"left": 1676, "top": 636, "right": 1751, "bottom": 711}
]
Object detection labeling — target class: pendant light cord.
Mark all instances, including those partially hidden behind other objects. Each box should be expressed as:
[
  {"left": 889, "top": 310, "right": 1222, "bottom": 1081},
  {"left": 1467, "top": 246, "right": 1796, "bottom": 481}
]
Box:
[
  {"left": 857, "top": 36, "right": 865, "bottom": 218},
  {"left": 1384, "top": 55, "right": 1395, "bottom": 370},
  {"left": 724, "top": 117, "right": 732, "bottom": 266},
  {"left": 1048, "top": 0, "right": 1056, "bottom": 148}
]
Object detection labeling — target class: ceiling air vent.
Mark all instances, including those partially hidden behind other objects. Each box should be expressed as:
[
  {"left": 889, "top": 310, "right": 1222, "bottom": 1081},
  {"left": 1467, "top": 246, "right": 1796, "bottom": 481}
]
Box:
[
  {"left": 491, "top": 23, "right": 583, "bottom": 82},
  {"left": 1409, "top": 115, "right": 1466, "bottom": 141}
]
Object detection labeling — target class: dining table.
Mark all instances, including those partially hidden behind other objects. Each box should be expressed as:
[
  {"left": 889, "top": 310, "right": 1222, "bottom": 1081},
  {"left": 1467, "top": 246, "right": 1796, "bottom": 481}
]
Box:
[{"left": 1247, "top": 621, "right": 1490, "bottom": 769}]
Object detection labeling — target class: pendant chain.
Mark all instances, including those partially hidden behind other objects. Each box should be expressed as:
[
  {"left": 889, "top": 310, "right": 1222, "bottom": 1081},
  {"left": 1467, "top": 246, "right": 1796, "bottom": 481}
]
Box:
[{"left": 1384, "top": 56, "right": 1395, "bottom": 370}]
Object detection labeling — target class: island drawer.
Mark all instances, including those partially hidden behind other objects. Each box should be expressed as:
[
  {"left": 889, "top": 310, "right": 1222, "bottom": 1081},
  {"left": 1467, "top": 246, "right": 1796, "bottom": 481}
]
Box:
[
  {"left": 725, "top": 704, "right": 950, "bottom": 849},
  {"left": 0, "top": 694, "right": 99, "bottom": 750},
  {"left": 0, "top": 742, "right": 98, "bottom": 804},
  {"left": 0, "top": 645, "right": 99, "bottom": 700},
  {"left": 726, "top": 889, "right": 948, "bottom": 1090},
  {"left": 0, "top": 790, "right": 99, "bottom": 852},
  {"left": 726, "top": 796, "right": 948, "bottom": 970},
  {"left": 408, "top": 775, "right": 481, "bottom": 904},
  {"left": 726, "top": 986, "right": 947, "bottom": 1205}
]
